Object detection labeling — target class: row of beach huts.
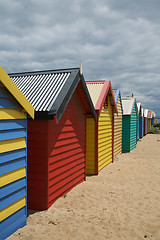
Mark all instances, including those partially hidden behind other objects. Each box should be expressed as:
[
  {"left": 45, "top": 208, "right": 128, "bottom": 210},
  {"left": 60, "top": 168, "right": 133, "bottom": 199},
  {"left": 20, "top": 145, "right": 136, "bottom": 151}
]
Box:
[{"left": 0, "top": 66, "right": 156, "bottom": 240}]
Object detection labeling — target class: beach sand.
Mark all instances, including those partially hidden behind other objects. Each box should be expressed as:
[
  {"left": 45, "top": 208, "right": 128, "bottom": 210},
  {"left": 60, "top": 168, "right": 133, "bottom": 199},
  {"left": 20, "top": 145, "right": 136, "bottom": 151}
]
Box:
[{"left": 8, "top": 134, "right": 160, "bottom": 240}]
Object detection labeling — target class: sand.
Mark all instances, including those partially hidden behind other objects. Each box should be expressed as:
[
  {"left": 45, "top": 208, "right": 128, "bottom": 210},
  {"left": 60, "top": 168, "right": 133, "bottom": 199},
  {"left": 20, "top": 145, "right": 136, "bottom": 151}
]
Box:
[{"left": 8, "top": 134, "right": 160, "bottom": 240}]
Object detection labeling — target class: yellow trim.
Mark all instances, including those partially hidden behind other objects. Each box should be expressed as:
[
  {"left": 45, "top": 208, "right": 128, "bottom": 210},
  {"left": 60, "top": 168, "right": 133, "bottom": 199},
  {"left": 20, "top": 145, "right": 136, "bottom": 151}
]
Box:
[
  {"left": 0, "top": 137, "right": 26, "bottom": 154},
  {"left": 0, "top": 167, "right": 26, "bottom": 187},
  {"left": 0, "top": 108, "right": 27, "bottom": 120},
  {"left": 0, "top": 66, "right": 34, "bottom": 119},
  {"left": 0, "top": 197, "right": 26, "bottom": 222}
]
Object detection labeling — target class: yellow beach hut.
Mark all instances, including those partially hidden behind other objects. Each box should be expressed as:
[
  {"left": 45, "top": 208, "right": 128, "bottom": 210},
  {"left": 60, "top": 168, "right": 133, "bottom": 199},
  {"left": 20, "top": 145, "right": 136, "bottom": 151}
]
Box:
[
  {"left": 0, "top": 66, "right": 34, "bottom": 240},
  {"left": 86, "top": 81, "right": 118, "bottom": 175},
  {"left": 112, "top": 89, "right": 123, "bottom": 157}
]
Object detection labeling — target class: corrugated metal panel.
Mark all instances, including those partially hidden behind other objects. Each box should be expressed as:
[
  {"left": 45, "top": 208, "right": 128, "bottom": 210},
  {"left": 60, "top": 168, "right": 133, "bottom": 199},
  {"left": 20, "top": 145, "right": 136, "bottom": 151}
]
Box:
[
  {"left": 86, "top": 118, "right": 95, "bottom": 175},
  {"left": 86, "top": 82, "right": 104, "bottom": 107},
  {"left": 98, "top": 95, "right": 112, "bottom": 171},
  {"left": 0, "top": 85, "right": 27, "bottom": 240},
  {"left": 114, "top": 94, "right": 122, "bottom": 156},
  {"left": 122, "top": 97, "right": 135, "bottom": 115},
  {"left": 10, "top": 71, "right": 71, "bottom": 112}
]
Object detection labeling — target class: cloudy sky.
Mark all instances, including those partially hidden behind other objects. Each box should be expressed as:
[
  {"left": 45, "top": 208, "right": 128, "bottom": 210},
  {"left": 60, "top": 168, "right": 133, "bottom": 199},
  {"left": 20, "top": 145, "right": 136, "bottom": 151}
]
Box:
[{"left": 0, "top": 0, "right": 160, "bottom": 116}]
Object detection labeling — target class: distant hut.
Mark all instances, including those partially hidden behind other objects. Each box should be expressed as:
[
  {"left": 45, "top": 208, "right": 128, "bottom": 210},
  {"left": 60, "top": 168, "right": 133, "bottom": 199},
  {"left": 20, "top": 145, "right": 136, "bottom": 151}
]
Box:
[
  {"left": 143, "top": 109, "right": 148, "bottom": 135},
  {"left": 9, "top": 68, "right": 96, "bottom": 210},
  {"left": 122, "top": 97, "right": 137, "bottom": 153},
  {"left": 112, "top": 89, "right": 123, "bottom": 157},
  {"left": 86, "top": 81, "right": 118, "bottom": 175},
  {"left": 147, "top": 110, "right": 152, "bottom": 133},
  {"left": 139, "top": 106, "right": 144, "bottom": 138},
  {"left": 0, "top": 66, "right": 34, "bottom": 240}
]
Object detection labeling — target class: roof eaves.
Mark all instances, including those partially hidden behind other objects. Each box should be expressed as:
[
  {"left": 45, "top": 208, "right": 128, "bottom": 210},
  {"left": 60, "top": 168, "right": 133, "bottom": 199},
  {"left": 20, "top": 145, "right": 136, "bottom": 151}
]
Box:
[
  {"left": 95, "top": 81, "right": 118, "bottom": 116},
  {"left": 48, "top": 69, "right": 80, "bottom": 122},
  {"left": 80, "top": 75, "right": 97, "bottom": 121},
  {"left": 0, "top": 66, "right": 34, "bottom": 119}
]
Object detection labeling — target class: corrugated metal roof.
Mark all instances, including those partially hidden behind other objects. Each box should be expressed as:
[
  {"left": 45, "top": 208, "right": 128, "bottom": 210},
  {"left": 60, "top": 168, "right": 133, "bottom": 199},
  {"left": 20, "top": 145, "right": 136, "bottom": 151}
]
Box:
[
  {"left": 9, "top": 70, "right": 71, "bottom": 112},
  {"left": 86, "top": 82, "right": 104, "bottom": 107},
  {"left": 122, "top": 97, "right": 135, "bottom": 115}
]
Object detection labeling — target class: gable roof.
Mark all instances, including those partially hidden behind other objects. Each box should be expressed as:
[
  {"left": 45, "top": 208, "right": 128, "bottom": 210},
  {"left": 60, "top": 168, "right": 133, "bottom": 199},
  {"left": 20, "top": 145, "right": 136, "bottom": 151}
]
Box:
[
  {"left": 0, "top": 66, "right": 34, "bottom": 119},
  {"left": 112, "top": 89, "right": 123, "bottom": 114},
  {"left": 147, "top": 110, "right": 153, "bottom": 119},
  {"left": 137, "top": 102, "right": 143, "bottom": 117},
  {"left": 121, "top": 97, "right": 136, "bottom": 115},
  {"left": 86, "top": 81, "right": 118, "bottom": 115},
  {"left": 144, "top": 109, "right": 148, "bottom": 118},
  {"left": 9, "top": 68, "right": 97, "bottom": 122}
]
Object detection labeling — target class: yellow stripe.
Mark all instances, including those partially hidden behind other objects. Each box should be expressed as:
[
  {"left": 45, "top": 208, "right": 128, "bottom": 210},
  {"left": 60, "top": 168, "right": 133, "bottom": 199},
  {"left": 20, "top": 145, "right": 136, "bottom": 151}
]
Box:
[
  {"left": 0, "top": 167, "right": 26, "bottom": 187},
  {"left": 0, "top": 197, "right": 26, "bottom": 222},
  {"left": 0, "top": 137, "right": 26, "bottom": 154},
  {"left": 0, "top": 108, "right": 27, "bottom": 120},
  {"left": 0, "top": 66, "right": 34, "bottom": 119}
]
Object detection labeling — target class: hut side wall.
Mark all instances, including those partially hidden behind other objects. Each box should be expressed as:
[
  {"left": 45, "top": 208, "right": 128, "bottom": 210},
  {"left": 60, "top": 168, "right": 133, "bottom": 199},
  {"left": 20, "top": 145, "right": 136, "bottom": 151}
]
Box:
[
  {"left": 139, "top": 117, "right": 144, "bottom": 138},
  {"left": 86, "top": 118, "right": 96, "bottom": 175},
  {"left": 122, "top": 116, "right": 130, "bottom": 152},
  {"left": 137, "top": 116, "right": 139, "bottom": 141},
  {"left": 147, "top": 119, "right": 151, "bottom": 133},
  {"left": 130, "top": 103, "right": 137, "bottom": 151},
  {"left": 98, "top": 96, "right": 112, "bottom": 171},
  {"left": 47, "top": 91, "right": 86, "bottom": 208},
  {"left": 0, "top": 85, "right": 27, "bottom": 240},
  {"left": 27, "top": 120, "right": 48, "bottom": 210},
  {"left": 114, "top": 95, "right": 122, "bottom": 156},
  {"left": 144, "top": 117, "right": 147, "bottom": 135}
]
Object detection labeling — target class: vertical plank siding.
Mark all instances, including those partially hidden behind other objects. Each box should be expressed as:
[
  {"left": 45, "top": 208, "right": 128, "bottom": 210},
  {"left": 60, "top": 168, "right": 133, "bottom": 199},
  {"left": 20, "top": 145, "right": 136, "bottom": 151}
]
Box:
[
  {"left": 143, "top": 117, "right": 147, "bottom": 135},
  {"left": 0, "top": 85, "right": 27, "bottom": 240},
  {"left": 98, "top": 96, "right": 112, "bottom": 171},
  {"left": 86, "top": 118, "right": 95, "bottom": 175},
  {"left": 114, "top": 95, "right": 122, "bottom": 156}
]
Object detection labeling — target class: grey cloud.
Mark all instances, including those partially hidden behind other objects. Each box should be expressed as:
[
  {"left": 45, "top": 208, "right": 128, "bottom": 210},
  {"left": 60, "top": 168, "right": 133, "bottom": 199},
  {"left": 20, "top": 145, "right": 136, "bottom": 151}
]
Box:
[{"left": 0, "top": 0, "right": 159, "bottom": 116}]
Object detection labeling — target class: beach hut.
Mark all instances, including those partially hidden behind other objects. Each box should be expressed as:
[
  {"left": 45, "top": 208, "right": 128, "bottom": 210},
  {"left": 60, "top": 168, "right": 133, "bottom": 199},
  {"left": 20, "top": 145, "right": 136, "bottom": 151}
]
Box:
[
  {"left": 147, "top": 110, "right": 152, "bottom": 133},
  {"left": 122, "top": 97, "right": 137, "bottom": 153},
  {"left": 9, "top": 68, "right": 96, "bottom": 210},
  {"left": 136, "top": 103, "right": 141, "bottom": 142},
  {"left": 143, "top": 109, "right": 148, "bottom": 135},
  {"left": 112, "top": 89, "right": 123, "bottom": 157},
  {"left": 151, "top": 112, "right": 156, "bottom": 127},
  {"left": 0, "top": 66, "right": 34, "bottom": 240},
  {"left": 85, "top": 81, "right": 118, "bottom": 175},
  {"left": 139, "top": 107, "right": 144, "bottom": 138}
]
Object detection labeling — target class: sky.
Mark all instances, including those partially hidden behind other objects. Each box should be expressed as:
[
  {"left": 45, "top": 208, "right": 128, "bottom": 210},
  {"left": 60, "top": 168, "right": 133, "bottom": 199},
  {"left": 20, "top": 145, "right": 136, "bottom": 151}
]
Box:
[{"left": 0, "top": 0, "right": 160, "bottom": 116}]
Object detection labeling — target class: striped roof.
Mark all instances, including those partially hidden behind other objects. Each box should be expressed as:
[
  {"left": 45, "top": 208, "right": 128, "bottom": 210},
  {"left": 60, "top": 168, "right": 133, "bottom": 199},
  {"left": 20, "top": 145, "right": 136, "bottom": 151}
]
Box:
[
  {"left": 122, "top": 97, "right": 136, "bottom": 115},
  {"left": 9, "top": 68, "right": 97, "bottom": 121},
  {"left": 86, "top": 82, "right": 104, "bottom": 107},
  {"left": 86, "top": 81, "right": 118, "bottom": 115}
]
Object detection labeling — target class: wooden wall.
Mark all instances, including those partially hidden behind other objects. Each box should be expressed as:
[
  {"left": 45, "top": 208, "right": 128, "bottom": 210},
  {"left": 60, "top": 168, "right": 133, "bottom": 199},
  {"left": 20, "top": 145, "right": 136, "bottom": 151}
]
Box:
[
  {"left": 114, "top": 95, "right": 122, "bottom": 156},
  {"left": 98, "top": 95, "right": 112, "bottom": 171},
  {"left": 27, "top": 90, "right": 86, "bottom": 210},
  {"left": 0, "top": 84, "right": 27, "bottom": 240}
]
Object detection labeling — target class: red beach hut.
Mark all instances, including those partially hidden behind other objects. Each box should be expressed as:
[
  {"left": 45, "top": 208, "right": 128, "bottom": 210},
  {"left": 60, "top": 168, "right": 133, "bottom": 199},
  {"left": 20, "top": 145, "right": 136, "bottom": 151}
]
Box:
[{"left": 9, "top": 68, "right": 96, "bottom": 210}]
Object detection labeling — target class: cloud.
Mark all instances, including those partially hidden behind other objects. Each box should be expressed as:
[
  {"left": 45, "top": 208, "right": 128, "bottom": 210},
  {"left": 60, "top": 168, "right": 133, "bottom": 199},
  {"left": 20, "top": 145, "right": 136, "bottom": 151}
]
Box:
[{"left": 0, "top": 0, "right": 159, "bottom": 116}]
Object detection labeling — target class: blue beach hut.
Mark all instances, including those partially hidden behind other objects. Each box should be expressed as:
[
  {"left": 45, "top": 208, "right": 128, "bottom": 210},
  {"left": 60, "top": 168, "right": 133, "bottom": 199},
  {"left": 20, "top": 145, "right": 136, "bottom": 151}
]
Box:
[{"left": 0, "top": 66, "right": 34, "bottom": 240}]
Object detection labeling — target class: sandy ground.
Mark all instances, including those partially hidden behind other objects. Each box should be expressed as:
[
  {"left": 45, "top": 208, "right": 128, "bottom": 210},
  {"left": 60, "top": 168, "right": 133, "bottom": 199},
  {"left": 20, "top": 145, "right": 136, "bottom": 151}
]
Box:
[{"left": 8, "top": 134, "right": 160, "bottom": 240}]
